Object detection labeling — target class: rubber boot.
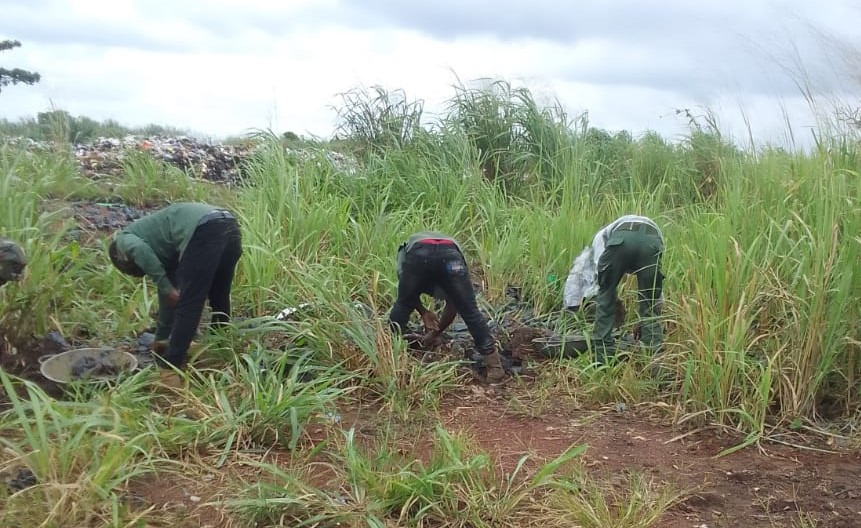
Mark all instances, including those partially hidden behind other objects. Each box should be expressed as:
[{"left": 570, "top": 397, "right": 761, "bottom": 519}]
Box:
[{"left": 482, "top": 350, "right": 506, "bottom": 384}]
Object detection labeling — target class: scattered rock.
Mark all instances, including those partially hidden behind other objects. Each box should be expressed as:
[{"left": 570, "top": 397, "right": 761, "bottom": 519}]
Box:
[
  {"left": 75, "top": 135, "right": 253, "bottom": 184},
  {"left": 137, "top": 332, "right": 155, "bottom": 349},
  {"left": 43, "top": 331, "right": 69, "bottom": 352},
  {"left": 6, "top": 133, "right": 361, "bottom": 187},
  {"left": 1, "top": 466, "right": 37, "bottom": 492},
  {"left": 121, "top": 331, "right": 156, "bottom": 367}
]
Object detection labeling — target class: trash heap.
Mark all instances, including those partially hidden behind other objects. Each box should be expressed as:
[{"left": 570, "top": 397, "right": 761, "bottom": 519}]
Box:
[
  {"left": 74, "top": 136, "right": 254, "bottom": 185},
  {"left": 3, "top": 134, "right": 359, "bottom": 184}
]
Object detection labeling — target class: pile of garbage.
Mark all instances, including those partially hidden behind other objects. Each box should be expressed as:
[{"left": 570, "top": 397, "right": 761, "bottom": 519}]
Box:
[
  {"left": 4, "top": 134, "right": 360, "bottom": 184},
  {"left": 75, "top": 136, "right": 254, "bottom": 185}
]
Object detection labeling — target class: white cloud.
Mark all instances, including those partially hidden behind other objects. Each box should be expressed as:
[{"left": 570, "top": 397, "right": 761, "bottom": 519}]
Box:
[{"left": 1, "top": 0, "right": 859, "bottom": 145}]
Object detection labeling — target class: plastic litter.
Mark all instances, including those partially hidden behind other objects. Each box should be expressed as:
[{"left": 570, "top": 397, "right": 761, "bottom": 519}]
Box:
[
  {"left": 2, "top": 466, "right": 36, "bottom": 492},
  {"left": 275, "top": 303, "right": 313, "bottom": 321}
]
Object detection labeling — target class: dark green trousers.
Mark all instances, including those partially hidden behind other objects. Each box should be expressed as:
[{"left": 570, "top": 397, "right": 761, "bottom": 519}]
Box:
[{"left": 594, "top": 226, "right": 664, "bottom": 357}]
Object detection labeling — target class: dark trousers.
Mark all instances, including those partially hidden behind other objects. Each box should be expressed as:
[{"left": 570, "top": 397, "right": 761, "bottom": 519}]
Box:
[
  {"left": 594, "top": 227, "right": 664, "bottom": 355},
  {"left": 161, "top": 218, "right": 242, "bottom": 368},
  {"left": 389, "top": 243, "right": 495, "bottom": 353}
]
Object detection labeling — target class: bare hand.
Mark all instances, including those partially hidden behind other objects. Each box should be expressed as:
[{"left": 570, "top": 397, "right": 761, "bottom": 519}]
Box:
[
  {"left": 421, "top": 310, "right": 440, "bottom": 332},
  {"left": 166, "top": 288, "right": 180, "bottom": 306}
]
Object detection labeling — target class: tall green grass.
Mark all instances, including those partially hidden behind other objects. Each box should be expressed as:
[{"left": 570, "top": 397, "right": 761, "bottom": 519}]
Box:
[
  {"left": 6, "top": 81, "right": 857, "bottom": 434},
  {"left": 0, "top": 78, "right": 859, "bottom": 527}
]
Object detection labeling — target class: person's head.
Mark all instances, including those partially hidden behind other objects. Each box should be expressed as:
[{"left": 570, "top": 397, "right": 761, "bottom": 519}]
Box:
[
  {"left": 108, "top": 239, "right": 145, "bottom": 277},
  {"left": 0, "top": 238, "right": 27, "bottom": 285}
]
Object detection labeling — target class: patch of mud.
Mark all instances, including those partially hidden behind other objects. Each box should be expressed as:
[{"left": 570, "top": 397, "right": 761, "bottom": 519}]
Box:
[
  {"left": 125, "top": 472, "right": 229, "bottom": 528},
  {"left": 506, "top": 326, "right": 553, "bottom": 361},
  {"left": 68, "top": 201, "right": 160, "bottom": 234},
  {"left": 0, "top": 332, "right": 69, "bottom": 398},
  {"left": 126, "top": 396, "right": 861, "bottom": 528},
  {"left": 38, "top": 199, "right": 162, "bottom": 243}
]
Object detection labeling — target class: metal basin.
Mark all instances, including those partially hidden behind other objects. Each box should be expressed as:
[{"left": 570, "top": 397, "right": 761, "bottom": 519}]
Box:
[{"left": 39, "top": 348, "right": 139, "bottom": 384}]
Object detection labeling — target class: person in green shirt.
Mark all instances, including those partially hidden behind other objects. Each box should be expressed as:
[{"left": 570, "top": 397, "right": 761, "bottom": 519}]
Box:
[
  {"left": 108, "top": 203, "right": 242, "bottom": 373},
  {"left": 0, "top": 238, "right": 27, "bottom": 286},
  {"left": 389, "top": 232, "right": 505, "bottom": 384},
  {"left": 563, "top": 215, "right": 664, "bottom": 363}
]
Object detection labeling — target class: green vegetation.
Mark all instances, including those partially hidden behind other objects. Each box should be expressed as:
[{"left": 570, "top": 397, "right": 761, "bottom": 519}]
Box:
[
  {"left": 0, "top": 80, "right": 858, "bottom": 526},
  {"left": 0, "top": 40, "right": 40, "bottom": 94},
  {"left": 0, "top": 109, "right": 189, "bottom": 144}
]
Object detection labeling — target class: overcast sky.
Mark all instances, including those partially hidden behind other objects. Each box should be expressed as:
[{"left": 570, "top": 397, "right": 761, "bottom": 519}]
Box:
[{"left": 1, "top": 0, "right": 859, "bottom": 146}]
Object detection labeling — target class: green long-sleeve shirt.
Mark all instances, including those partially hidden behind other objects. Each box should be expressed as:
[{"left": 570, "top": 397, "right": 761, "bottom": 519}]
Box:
[
  {"left": 113, "top": 202, "right": 220, "bottom": 339},
  {"left": 114, "top": 202, "right": 217, "bottom": 294}
]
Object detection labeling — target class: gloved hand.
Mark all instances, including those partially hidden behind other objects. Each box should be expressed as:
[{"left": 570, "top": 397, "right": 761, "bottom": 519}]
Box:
[{"left": 402, "top": 332, "right": 423, "bottom": 345}]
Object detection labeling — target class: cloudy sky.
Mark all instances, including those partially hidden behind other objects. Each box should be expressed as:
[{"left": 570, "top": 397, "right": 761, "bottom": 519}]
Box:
[{"left": 1, "top": 0, "right": 859, "bottom": 145}]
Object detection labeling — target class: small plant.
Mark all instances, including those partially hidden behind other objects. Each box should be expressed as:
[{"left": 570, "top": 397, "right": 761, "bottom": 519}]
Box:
[
  {"left": 151, "top": 346, "right": 350, "bottom": 463},
  {"left": 541, "top": 471, "right": 686, "bottom": 528},
  {"left": 230, "top": 425, "right": 588, "bottom": 527}
]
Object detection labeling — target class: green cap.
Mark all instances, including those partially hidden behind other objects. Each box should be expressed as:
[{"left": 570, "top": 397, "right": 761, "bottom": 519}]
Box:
[{"left": 0, "top": 238, "right": 27, "bottom": 285}]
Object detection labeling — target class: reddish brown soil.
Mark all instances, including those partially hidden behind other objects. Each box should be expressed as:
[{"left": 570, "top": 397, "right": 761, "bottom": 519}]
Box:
[
  {"left": 433, "top": 389, "right": 861, "bottom": 528},
  {"left": 125, "top": 386, "right": 860, "bottom": 528}
]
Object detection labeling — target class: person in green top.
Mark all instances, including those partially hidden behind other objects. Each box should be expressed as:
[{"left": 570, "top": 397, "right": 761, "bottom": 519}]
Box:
[
  {"left": 108, "top": 203, "right": 242, "bottom": 371},
  {"left": 563, "top": 215, "right": 664, "bottom": 363},
  {"left": 389, "top": 232, "right": 505, "bottom": 384}
]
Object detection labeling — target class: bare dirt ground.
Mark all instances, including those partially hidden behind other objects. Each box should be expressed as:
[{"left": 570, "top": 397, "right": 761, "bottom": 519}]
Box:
[
  {"left": 125, "top": 384, "right": 861, "bottom": 528},
  {"left": 436, "top": 390, "right": 860, "bottom": 528},
  {"left": 5, "top": 321, "right": 859, "bottom": 527}
]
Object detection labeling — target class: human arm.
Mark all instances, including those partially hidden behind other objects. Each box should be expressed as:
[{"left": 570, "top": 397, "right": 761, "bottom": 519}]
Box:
[
  {"left": 155, "top": 294, "right": 178, "bottom": 342},
  {"left": 415, "top": 302, "right": 440, "bottom": 331},
  {"left": 437, "top": 301, "right": 457, "bottom": 333},
  {"left": 115, "top": 233, "right": 175, "bottom": 296},
  {"left": 421, "top": 301, "right": 457, "bottom": 347}
]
